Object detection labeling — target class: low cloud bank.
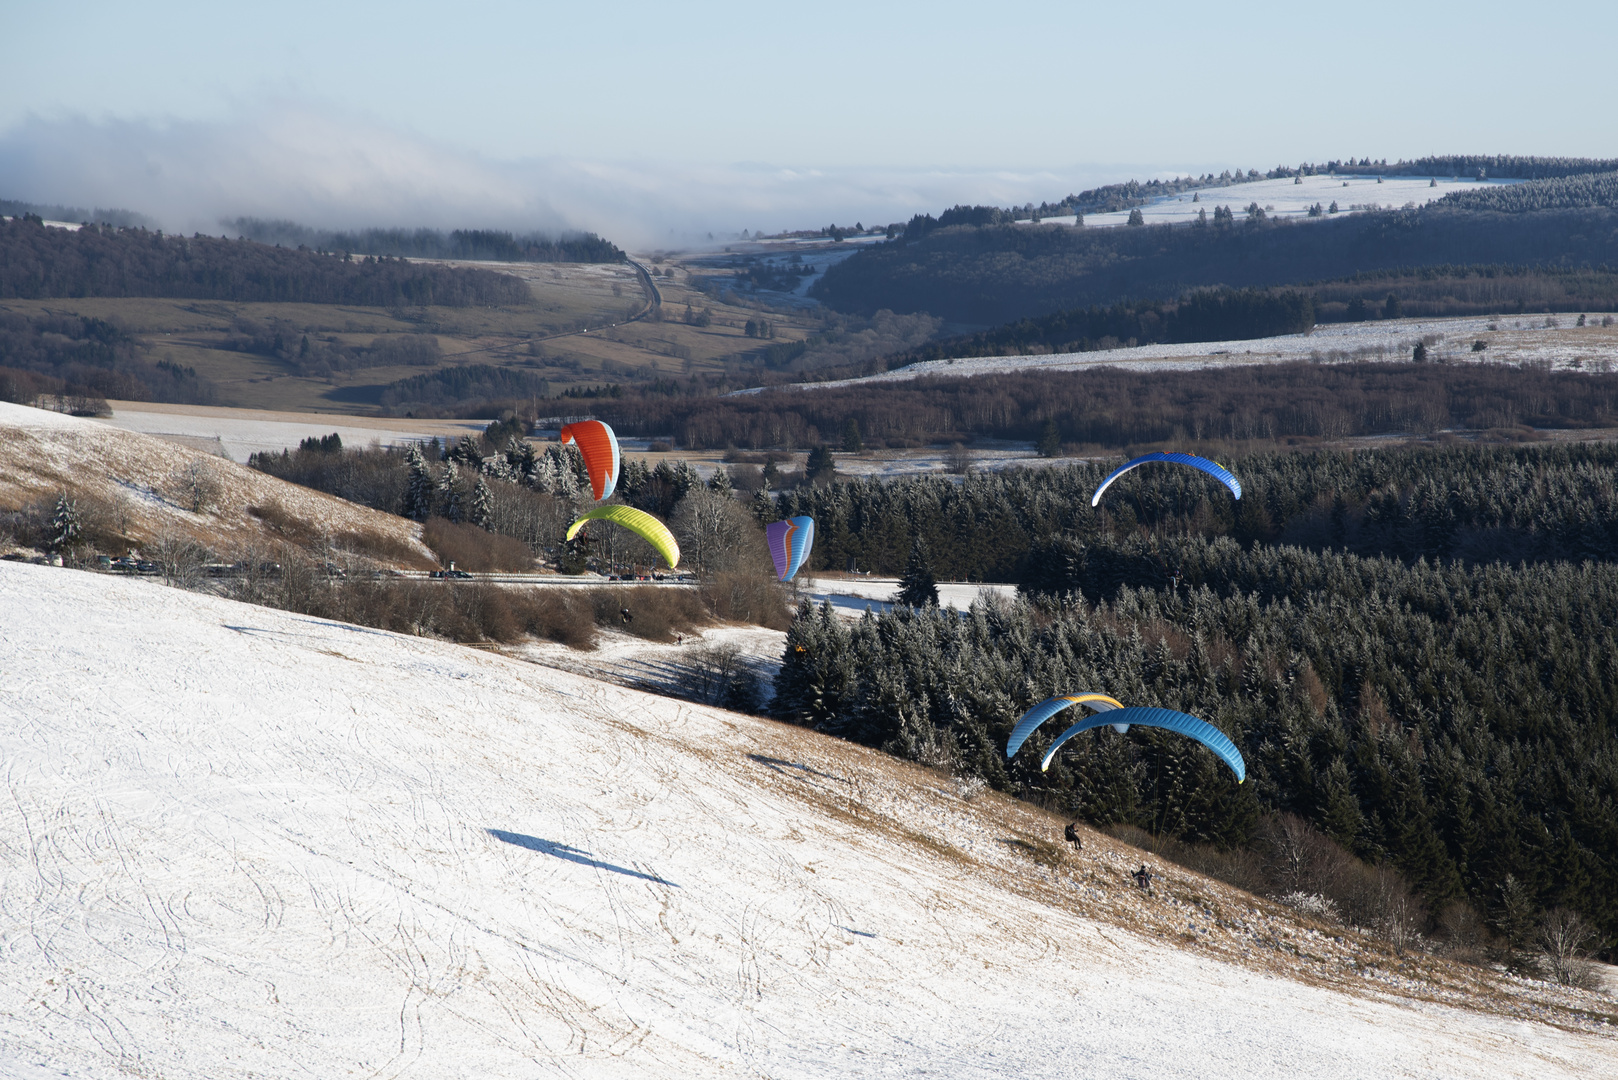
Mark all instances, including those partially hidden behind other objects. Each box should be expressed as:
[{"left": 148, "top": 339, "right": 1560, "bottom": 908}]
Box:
[{"left": 0, "top": 105, "right": 1133, "bottom": 248}]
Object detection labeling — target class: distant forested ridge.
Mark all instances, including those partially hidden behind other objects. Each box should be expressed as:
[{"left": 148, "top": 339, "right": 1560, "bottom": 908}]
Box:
[
  {"left": 887, "top": 289, "right": 1315, "bottom": 367},
  {"left": 899, "top": 157, "right": 1618, "bottom": 238},
  {"left": 0, "top": 217, "right": 533, "bottom": 306},
  {"left": 223, "top": 217, "right": 625, "bottom": 263},
  {"left": 815, "top": 207, "right": 1618, "bottom": 325},
  {"left": 1438, "top": 172, "right": 1618, "bottom": 214},
  {"left": 0, "top": 310, "right": 218, "bottom": 404},
  {"left": 1, "top": 198, "right": 153, "bottom": 229},
  {"left": 378, "top": 363, "right": 554, "bottom": 413},
  {"left": 575, "top": 362, "right": 1618, "bottom": 451}
]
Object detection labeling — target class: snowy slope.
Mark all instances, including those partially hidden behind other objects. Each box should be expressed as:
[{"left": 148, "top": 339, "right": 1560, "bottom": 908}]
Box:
[
  {"left": 1029, "top": 175, "right": 1521, "bottom": 228},
  {"left": 0, "top": 401, "right": 433, "bottom": 564},
  {"left": 757, "top": 314, "right": 1618, "bottom": 393},
  {"left": 0, "top": 563, "right": 1612, "bottom": 1079}
]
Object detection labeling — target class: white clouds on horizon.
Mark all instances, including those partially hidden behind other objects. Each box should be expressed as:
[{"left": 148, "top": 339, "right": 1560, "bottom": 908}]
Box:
[{"left": 0, "top": 106, "right": 1141, "bottom": 249}]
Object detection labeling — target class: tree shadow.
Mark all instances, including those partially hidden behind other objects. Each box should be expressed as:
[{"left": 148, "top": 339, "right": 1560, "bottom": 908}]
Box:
[
  {"left": 746, "top": 754, "right": 841, "bottom": 781},
  {"left": 486, "top": 829, "right": 678, "bottom": 887}
]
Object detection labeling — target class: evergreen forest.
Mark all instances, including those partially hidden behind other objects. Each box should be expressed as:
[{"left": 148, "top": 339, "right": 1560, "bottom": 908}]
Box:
[{"left": 768, "top": 441, "right": 1618, "bottom": 956}]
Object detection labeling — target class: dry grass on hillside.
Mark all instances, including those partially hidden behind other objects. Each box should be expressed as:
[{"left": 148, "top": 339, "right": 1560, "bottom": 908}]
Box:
[{"left": 0, "top": 402, "right": 434, "bottom": 567}]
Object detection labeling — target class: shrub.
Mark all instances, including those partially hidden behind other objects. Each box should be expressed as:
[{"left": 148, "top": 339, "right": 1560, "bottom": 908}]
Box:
[{"left": 423, "top": 517, "right": 533, "bottom": 571}]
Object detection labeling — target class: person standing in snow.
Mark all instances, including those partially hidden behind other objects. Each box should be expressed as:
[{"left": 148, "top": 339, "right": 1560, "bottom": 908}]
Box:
[
  {"left": 1133, "top": 864, "right": 1153, "bottom": 892},
  {"left": 1064, "top": 822, "right": 1083, "bottom": 851}
]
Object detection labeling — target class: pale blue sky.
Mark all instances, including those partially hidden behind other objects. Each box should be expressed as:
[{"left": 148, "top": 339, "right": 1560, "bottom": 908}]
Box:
[{"left": 5, "top": 1, "right": 1615, "bottom": 241}]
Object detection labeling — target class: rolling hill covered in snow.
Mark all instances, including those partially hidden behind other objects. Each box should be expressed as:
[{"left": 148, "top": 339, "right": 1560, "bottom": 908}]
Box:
[{"left": 1, "top": 562, "right": 1613, "bottom": 1078}]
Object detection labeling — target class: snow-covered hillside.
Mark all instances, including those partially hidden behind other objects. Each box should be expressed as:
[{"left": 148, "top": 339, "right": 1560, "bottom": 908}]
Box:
[
  {"left": 0, "top": 402, "right": 433, "bottom": 564},
  {"left": 764, "top": 314, "right": 1618, "bottom": 393},
  {"left": 1031, "top": 175, "right": 1521, "bottom": 228},
  {"left": 1, "top": 563, "right": 1612, "bottom": 1078}
]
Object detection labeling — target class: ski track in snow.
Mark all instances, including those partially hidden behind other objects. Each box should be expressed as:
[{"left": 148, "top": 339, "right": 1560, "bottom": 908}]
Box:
[{"left": 0, "top": 562, "right": 1612, "bottom": 1078}]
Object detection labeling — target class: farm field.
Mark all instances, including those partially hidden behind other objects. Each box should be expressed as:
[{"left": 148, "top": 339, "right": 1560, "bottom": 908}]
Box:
[
  {"left": 1, "top": 561, "right": 1613, "bottom": 1079},
  {"left": 1038, "top": 175, "right": 1523, "bottom": 228}
]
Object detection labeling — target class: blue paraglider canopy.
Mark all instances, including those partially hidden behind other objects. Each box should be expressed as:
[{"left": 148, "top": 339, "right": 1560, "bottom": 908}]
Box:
[
  {"left": 1038, "top": 706, "right": 1246, "bottom": 783},
  {"left": 1005, "top": 693, "right": 1123, "bottom": 759},
  {"left": 1090, "top": 452, "right": 1242, "bottom": 507}
]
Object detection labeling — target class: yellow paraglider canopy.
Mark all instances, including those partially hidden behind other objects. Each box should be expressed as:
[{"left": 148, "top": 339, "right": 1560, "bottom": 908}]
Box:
[{"left": 566, "top": 505, "right": 681, "bottom": 568}]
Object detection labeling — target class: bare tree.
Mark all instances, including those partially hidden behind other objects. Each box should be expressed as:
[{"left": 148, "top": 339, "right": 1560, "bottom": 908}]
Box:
[
  {"left": 1538, "top": 908, "right": 1600, "bottom": 989},
  {"left": 670, "top": 488, "right": 754, "bottom": 576},
  {"left": 172, "top": 460, "right": 223, "bottom": 514},
  {"left": 149, "top": 532, "right": 212, "bottom": 590}
]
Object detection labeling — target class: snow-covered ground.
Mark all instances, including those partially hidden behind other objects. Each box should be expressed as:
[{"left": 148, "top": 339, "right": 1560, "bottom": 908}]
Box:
[
  {"left": 0, "top": 402, "right": 433, "bottom": 564},
  {"left": 773, "top": 314, "right": 1618, "bottom": 391},
  {"left": 1030, "top": 175, "right": 1521, "bottom": 228},
  {"left": 93, "top": 402, "right": 492, "bottom": 463},
  {"left": 799, "top": 575, "right": 1019, "bottom": 617},
  {"left": 2, "top": 562, "right": 1612, "bottom": 1079}
]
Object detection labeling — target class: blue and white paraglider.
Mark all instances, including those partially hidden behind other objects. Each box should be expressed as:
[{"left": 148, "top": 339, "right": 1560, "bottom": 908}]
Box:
[
  {"left": 1091, "top": 452, "right": 1242, "bottom": 507},
  {"left": 1007, "top": 698, "right": 1245, "bottom": 783}
]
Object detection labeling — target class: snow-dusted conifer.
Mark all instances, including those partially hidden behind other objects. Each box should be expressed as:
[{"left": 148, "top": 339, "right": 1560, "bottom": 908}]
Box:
[
  {"left": 470, "top": 476, "right": 494, "bottom": 530},
  {"left": 47, "top": 493, "right": 80, "bottom": 552},
  {"left": 706, "top": 466, "right": 734, "bottom": 498},
  {"left": 895, "top": 538, "right": 939, "bottom": 607},
  {"left": 404, "top": 445, "right": 433, "bottom": 521},
  {"left": 439, "top": 460, "right": 462, "bottom": 522}
]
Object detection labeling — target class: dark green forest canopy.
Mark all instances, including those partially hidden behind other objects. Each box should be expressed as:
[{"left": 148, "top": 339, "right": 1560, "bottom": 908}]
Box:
[
  {"left": 771, "top": 550, "right": 1618, "bottom": 951},
  {"left": 580, "top": 363, "right": 1618, "bottom": 451},
  {"left": 883, "top": 289, "right": 1316, "bottom": 368},
  {"left": 0, "top": 217, "right": 532, "bottom": 306},
  {"left": 813, "top": 207, "right": 1618, "bottom": 325},
  {"left": 770, "top": 439, "right": 1618, "bottom": 953},
  {"left": 774, "top": 441, "right": 1618, "bottom": 581},
  {"left": 1438, "top": 171, "right": 1618, "bottom": 214}
]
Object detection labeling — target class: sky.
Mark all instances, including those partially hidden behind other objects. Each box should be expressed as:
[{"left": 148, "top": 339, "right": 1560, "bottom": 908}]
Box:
[{"left": 4, "top": 0, "right": 1615, "bottom": 246}]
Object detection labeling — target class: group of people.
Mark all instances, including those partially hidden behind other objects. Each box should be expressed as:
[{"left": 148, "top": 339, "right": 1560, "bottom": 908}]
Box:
[{"left": 1063, "top": 821, "right": 1154, "bottom": 893}]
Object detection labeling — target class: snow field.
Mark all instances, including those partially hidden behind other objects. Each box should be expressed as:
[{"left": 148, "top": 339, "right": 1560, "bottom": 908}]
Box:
[
  {"left": 0, "top": 563, "right": 1612, "bottom": 1078},
  {"left": 1031, "top": 175, "right": 1521, "bottom": 229},
  {"left": 783, "top": 314, "right": 1618, "bottom": 392},
  {"left": 94, "top": 403, "right": 492, "bottom": 463}
]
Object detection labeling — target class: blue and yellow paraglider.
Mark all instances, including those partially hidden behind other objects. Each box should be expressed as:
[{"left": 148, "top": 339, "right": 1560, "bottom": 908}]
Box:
[
  {"left": 1090, "top": 452, "right": 1241, "bottom": 507},
  {"left": 1007, "top": 698, "right": 1245, "bottom": 783},
  {"left": 765, "top": 516, "right": 815, "bottom": 582}
]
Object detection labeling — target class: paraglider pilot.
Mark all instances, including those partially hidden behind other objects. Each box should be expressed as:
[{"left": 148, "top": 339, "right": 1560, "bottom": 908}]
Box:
[
  {"left": 1133, "top": 864, "right": 1153, "bottom": 892},
  {"left": 620, "top": 606, "right": 633, "bottom": 625},
  {"left": 1064, "top": 822, "right": 1083, "bottom": 851}
]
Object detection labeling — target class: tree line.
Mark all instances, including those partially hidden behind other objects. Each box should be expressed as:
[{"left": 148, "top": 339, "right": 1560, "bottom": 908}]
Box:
[
  {"left": 0, "top": 310, "right": 218, "bottom": 404},
  {"left": 813, "top": 205, "right": 1618, "bottom": 325},
  {"left": 0, "top": 217, "right": 532, "bottom": 306},
  {"left": 222, "top": 217, "right": 625, "bottom": 263},
  {"left": 570, "top": 362, "right": 1618, "bottom": 452},
  {"left": 772, "top": 441, "right": 1618, "bottom": 581},
  {"left": 1438, "top": 171, "right": 1618, "bottom": 214},
  {"left": 884, "top": 289, "right": 1316, "bottom": 367}
]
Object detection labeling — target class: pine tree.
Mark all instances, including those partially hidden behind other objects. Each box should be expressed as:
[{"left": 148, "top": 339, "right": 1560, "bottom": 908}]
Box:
[
  {"left": 47, "top": 493, "right": 79, "bottom": 552},
  {"left": 751, "top": 487, "right": 779, "bottom": 525},
  {"left": 842, "top": 417, "right": 863, "bottom": 453},
  {"left": 895, "top": 538, "right": 939, "bottom": 607},
  {"left": 470, "top": 476, "right": 494, "bottom": 530},
  {"left": 405, "top": 445, "right": 433, "bottom": 520},
  {"left": 1037, "top": 419, "right": 1061, "bottom": 458},
  {"left": 439, "top": 460, "right": 462, "bottom": 522},
  {"left": 706, "top": 466, "right": 734, "bottom": 498}
]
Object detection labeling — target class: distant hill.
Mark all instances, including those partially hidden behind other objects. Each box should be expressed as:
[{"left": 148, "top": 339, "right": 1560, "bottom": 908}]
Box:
[
  {"left": 223, "top": 217, "right": 625, "bottom": 264},
  {"left": 813, "top": 206, "right": 1618, "bottom": 325},
  {"left": 0, "top": 216, "right": 532, "bottom": 306}
]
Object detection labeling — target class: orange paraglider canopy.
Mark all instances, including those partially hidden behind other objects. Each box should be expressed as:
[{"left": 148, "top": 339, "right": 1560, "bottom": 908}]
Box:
[{"left": 560, "top": 420, "right": 621, "bottom": 501}]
